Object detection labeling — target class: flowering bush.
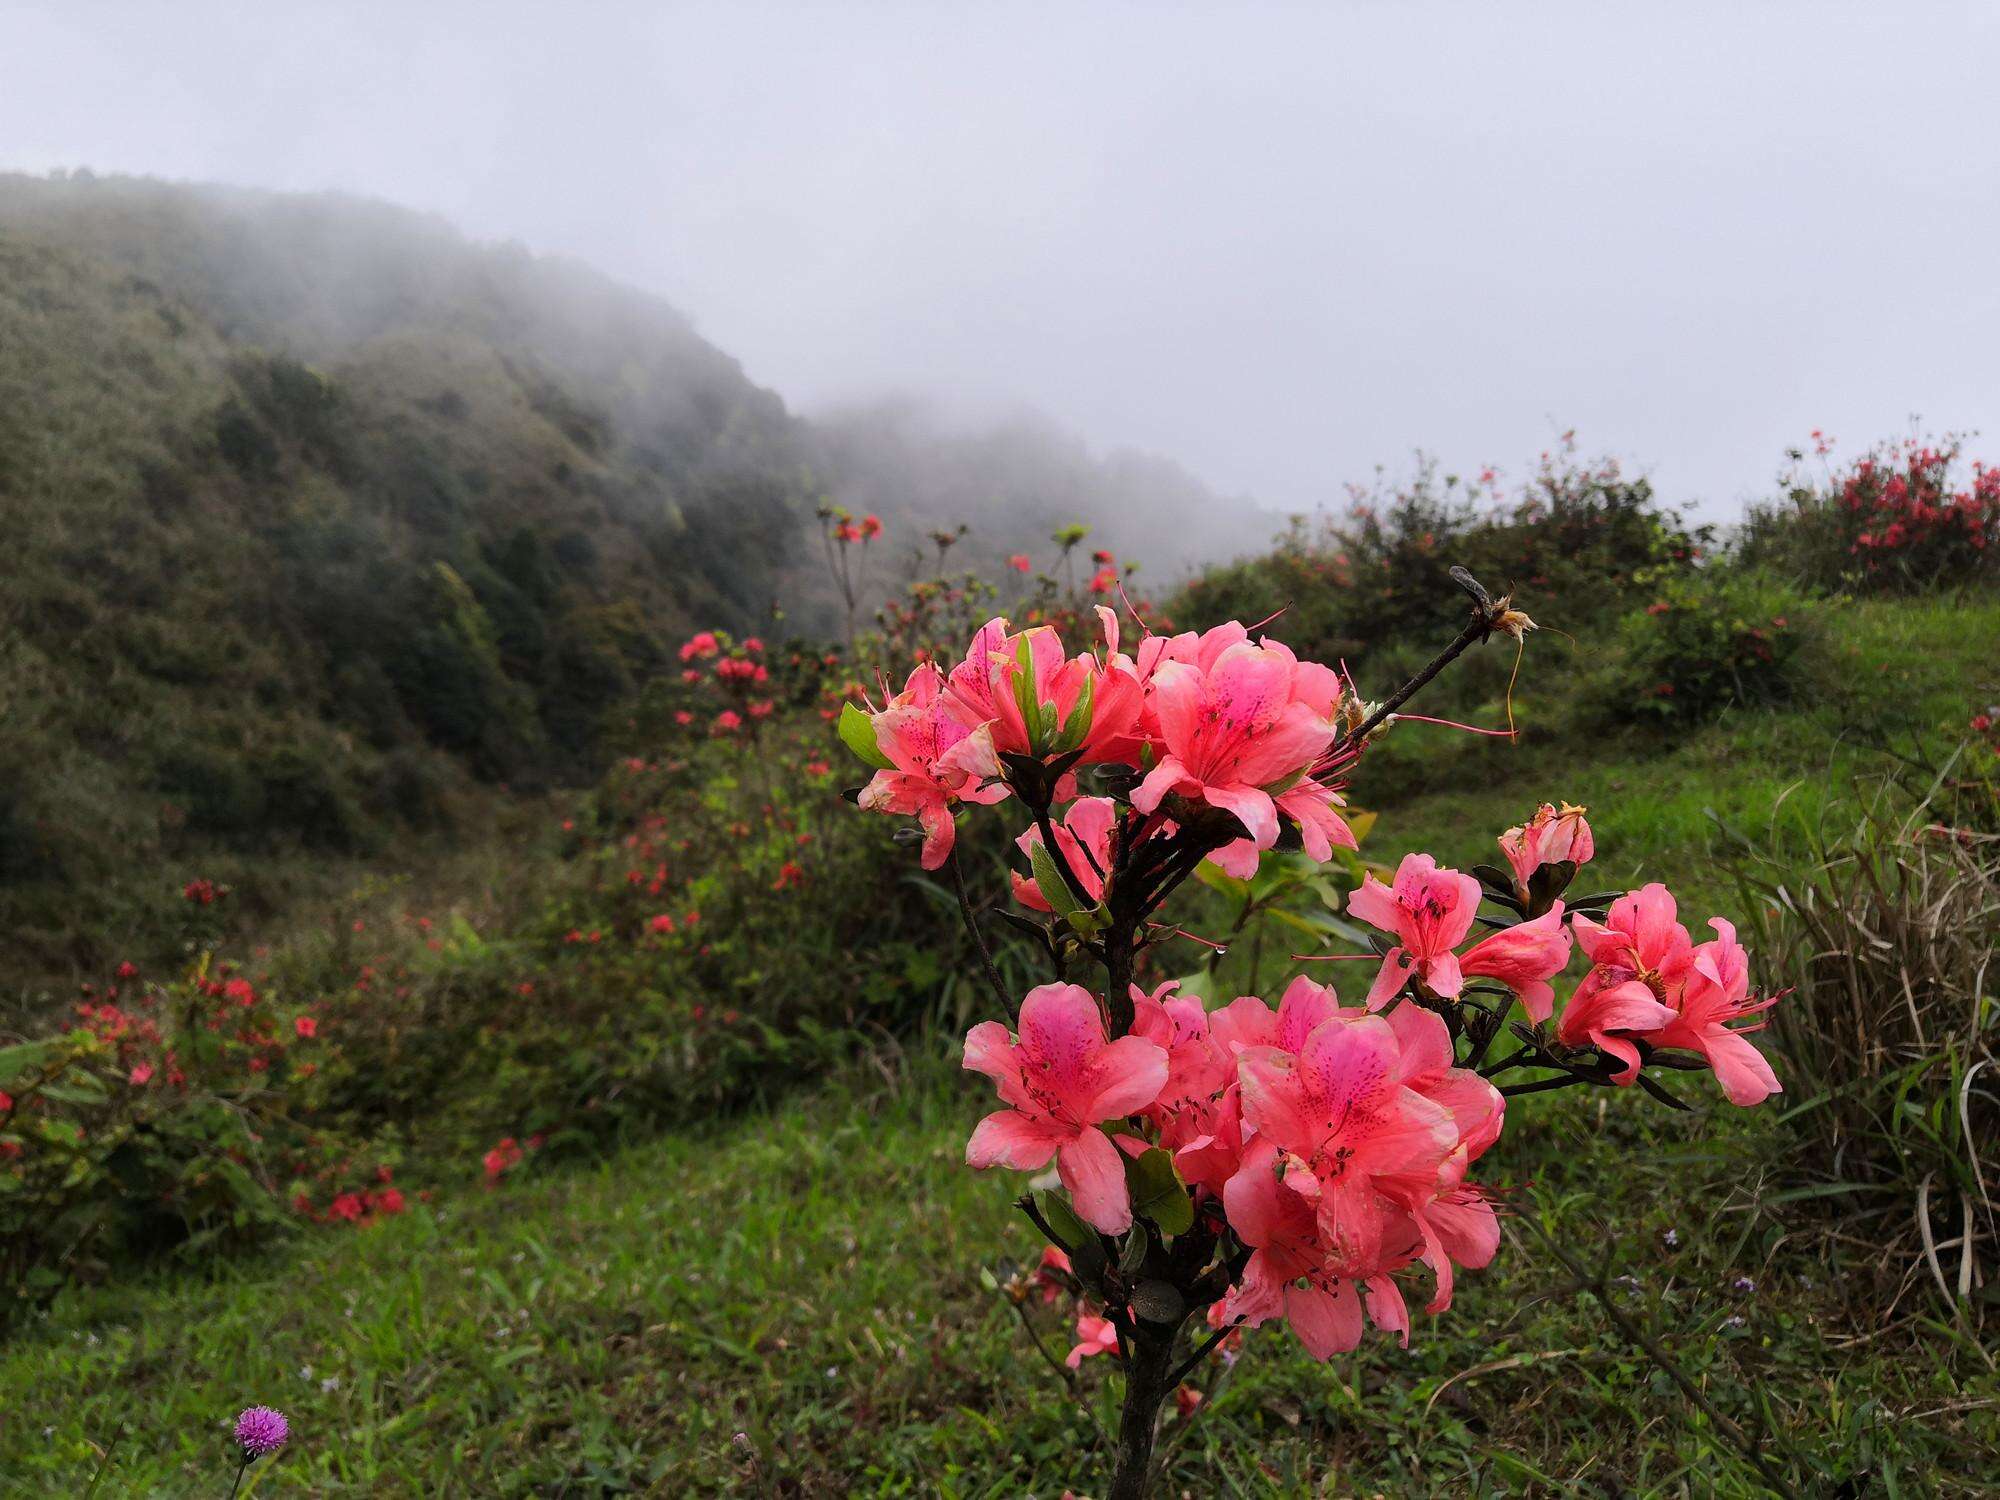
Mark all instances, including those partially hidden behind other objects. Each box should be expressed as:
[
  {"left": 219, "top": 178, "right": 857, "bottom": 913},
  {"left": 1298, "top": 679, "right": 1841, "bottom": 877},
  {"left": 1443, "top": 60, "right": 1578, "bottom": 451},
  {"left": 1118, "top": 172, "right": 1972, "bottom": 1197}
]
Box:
[
  {"left": 834, "top": 579, "right": 1781, "bottom": 1497},
  {"left": 1185, "top": 437, "right": 1707, "bottom": 670},
  {"left": 1743, "top": 433, "right": 2000, "bottom": 594},
  {"left": 0, "top": 949, "right": 370, "bottom": 1317}
]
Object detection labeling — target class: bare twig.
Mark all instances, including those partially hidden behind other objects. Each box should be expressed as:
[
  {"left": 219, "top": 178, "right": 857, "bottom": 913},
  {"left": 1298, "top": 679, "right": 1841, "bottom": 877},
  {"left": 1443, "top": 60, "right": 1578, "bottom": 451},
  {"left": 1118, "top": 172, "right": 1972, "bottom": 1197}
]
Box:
[
  {"left": 947, "top": 847, "right": 1013, "bottom": 1014},
  {"left": 1166, "top": 1316, "right": 1243, "bottom": 1389},
  {"left": 1009, "top": 1295, "right": 1112, "bottom": 1450},
  {"left": 1332, "top": 566, "right": 1513, "bottom": 750}
]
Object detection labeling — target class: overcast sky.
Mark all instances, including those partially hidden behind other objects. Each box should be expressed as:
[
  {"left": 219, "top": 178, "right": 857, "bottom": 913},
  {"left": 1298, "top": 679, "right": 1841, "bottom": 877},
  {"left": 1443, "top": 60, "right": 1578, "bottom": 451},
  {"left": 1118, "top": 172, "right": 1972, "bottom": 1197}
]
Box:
[{"left": 5, "top": 1, "right": 1997, "bottom": 518}]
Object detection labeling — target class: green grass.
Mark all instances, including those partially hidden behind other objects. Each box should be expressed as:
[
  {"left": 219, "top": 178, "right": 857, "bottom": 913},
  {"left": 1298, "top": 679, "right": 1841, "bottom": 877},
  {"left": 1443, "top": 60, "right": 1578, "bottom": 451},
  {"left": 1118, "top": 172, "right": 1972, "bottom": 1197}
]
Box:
[
  {"left": 5, "top": 1050, "right": 1992, "bottom": 1497},
  {"left": 1368, "top": 592, "right": 2000, "bottom": 914}
]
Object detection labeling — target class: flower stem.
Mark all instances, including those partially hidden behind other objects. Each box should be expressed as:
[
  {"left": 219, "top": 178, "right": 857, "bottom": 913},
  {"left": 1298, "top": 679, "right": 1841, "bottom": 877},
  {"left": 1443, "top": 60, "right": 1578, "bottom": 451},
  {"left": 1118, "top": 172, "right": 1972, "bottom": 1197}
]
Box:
[{"left": 1331, "top": 565, "right": 1508, "bottom": 752}]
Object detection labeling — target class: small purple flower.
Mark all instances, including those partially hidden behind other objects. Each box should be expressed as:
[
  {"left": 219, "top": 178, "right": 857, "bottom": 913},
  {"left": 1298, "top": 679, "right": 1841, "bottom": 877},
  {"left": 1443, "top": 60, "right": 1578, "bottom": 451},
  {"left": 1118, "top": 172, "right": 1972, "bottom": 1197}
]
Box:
[
  {"left": 234, "top": 1406, "right": 289, "bottom": 1458},
  {"left": 1732, "top": 1275, "right": 1756, "bottom": 1296},
  {"left": 1661, "top": 1228, "right": 1680, "bottom": 1248}
]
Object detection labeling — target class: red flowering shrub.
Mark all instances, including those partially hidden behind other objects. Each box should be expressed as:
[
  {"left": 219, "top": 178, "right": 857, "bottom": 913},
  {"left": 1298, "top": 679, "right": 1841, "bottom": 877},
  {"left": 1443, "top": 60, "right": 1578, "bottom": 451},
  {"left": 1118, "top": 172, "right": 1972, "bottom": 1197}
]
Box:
[
  {"left": 1743, "top": 433, "right": 2000, "bottom": 593},
  {"left": 0, "top": 948, "right": 375, "bottom": 1316}
]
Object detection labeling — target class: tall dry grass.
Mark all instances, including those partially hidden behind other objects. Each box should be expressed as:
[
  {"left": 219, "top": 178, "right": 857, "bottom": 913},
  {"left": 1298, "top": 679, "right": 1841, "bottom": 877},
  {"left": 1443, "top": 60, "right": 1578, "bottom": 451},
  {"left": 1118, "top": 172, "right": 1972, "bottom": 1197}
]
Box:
[{"left": 1725, "top": 749, "right": 1997, "bottom": 1327}]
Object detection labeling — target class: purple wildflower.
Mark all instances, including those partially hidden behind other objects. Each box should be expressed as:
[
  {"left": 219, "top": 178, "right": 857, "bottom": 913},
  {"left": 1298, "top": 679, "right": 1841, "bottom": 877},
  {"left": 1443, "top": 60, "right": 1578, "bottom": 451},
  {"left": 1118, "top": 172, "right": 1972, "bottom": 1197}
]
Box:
[{"left": 234, "top": 1406, "right": 289, "bottom": 1458}]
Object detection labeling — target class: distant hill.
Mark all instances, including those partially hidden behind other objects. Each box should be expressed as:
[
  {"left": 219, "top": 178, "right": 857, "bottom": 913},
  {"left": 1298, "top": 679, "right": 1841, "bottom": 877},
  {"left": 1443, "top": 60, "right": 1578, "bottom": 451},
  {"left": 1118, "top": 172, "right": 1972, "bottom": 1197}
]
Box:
[{"left": 0, "top": 171, "right": 1270, "bottom": 980}]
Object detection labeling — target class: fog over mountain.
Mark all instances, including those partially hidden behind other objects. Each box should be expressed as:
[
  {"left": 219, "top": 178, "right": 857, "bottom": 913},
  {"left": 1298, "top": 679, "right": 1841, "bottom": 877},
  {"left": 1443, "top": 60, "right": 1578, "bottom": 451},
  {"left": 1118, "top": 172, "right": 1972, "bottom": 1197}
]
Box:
[{"left": 5, "top": 2, "right": 1997, "bottom": 523}]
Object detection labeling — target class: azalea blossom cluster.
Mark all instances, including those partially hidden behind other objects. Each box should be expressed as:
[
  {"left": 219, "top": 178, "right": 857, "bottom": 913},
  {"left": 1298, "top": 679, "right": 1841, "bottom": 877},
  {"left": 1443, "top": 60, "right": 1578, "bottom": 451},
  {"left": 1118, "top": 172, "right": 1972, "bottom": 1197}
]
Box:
[
  {"left": 1841, "top": 442, "right": 1997, "bottom": 560},
  {"left": 967, "top": 973, "right": 1502, "bottom": 1355},
  {"left": 1801, "top": 435, "right": 2000, "bottom": 589},
  {"left": 838, "top": 607, "right": 1783, "bottom": 1387},
  {"left": 843, "top": 608, "right": 1357, "bottom": 875},
  {"left": 674, "top": 631, "right": 775, "bottom": 734}
]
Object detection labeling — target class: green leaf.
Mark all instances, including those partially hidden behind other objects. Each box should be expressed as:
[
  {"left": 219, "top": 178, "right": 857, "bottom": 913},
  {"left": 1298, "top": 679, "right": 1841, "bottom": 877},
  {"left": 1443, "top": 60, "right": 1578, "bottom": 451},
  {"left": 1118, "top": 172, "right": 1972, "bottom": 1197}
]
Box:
[
  {"left": 38, "top": 1078, "right": 108, "bottom": 1105},
  {"left": 1064, "top": 904, "right": 1108, "bottom": 940},
  {"left": 1194, "top": 861, "right": 1251, "bottom": 903},
  {"left": 1030, "top": 841, "right": 1084, "bottom": 921},
  {"left": 1054, "top": 672, "right": 1095, "bottom": 754},
  {"left": 1118, "top": 1227, "right": 1148, "bottom": 1276},
  {"left": 1011, "top": 637, "right": 1041, "bottom": 750},
  {"left": 1035, "top": 1189, "right": 1095, "bottom": 1251},
  {"left": 836, "top": 702, "right": 893, "bottom": 770},
  {"left": 0, "top": 1039, "right": 59, "bottom": 1085},
  {"left": 1123, "top": 1147, "right": 1193, "bottom": 1236},
  {"left": 1267, "top": 906, "right": 1375, "bottom": 948}
]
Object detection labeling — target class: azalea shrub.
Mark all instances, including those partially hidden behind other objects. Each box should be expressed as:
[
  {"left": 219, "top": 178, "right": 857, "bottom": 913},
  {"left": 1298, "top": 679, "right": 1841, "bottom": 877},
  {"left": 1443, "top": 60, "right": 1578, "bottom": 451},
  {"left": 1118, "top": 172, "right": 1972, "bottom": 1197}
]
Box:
[
  {"left": 832, "top": 583, "right": 1782, "bottom": 1497},
  {"left": 0, "top": 944, "right": 374, "bottom": 1320},
  {"left": 299, "top": 713, "right": 1025, "bottom": 1168},
  {"left": 1742, "top": 432, "right": 2000, "bottom": 594}
]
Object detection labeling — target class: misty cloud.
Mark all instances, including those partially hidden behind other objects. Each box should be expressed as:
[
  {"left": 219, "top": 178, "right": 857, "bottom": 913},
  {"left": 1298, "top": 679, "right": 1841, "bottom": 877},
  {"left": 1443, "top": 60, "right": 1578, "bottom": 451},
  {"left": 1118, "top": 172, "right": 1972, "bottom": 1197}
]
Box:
[{"left": 5, "top": 0, "right": 1997, "bottom": 519}]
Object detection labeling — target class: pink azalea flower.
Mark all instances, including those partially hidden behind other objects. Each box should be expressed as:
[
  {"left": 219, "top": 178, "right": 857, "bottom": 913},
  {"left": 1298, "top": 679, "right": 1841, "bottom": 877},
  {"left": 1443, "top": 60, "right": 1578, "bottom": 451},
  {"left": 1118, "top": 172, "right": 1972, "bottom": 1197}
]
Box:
[
  {"left": 1034, "top": 1244, "right": 1073, "bottom": 1304},
  {"left": 1652, "top": 918, "right": 1781, "bottom": 1106},
  {"left": 1163, "top": 1083, "right": 1245, "bottom": 1196},
  {"left": 1079, "top": 607, "right": 1170, "bottom": 765},
  {"left": 1130, "top": 981, "right": 1232, "bottom": 1126},
  {"left": 1378, "top": 1005, "right": 1505, "bottom": 1310},
  {"left": 1219, "top": 1137, "right": 1399, "bottom": 1357},
  {"left": 1066, "top": 1310, "right": 1120, "bottom": 1368},
  {"left": 963, "top": 983, "right": 1169, "bottom": 1233},
  {"left": 1206, "top": 774, "right": 1358, "bottom": 878},
  {"left": 1457, "top": 903, "right": 1574, "bottom": 1023},
  {"left": 1236, "top": 1013, "right": 1458, "bottom": 1274},
  {"left": 1131, "top": 628, "right": 1343, "bottom": 853},
  {"left": 1011, "top": 797, "right": 1116, "bottom": 911},
  {"left": 857, "top": 663, "right": 1009, "bottom": 869},
  {"left": 1560, "top": 891, "right": 1780, "bottom": 1105},
  {"left": 1347, "top": 854, "right": 1485, "bottom": 1008},
  {"left": 1555, "top": 884, "right": 1698, "bottom": 1081},
  {"left": 1383, "top": 1004, "right": 1506, "bottom": 1168},
  {"left": 1498, "top": 802, "right": 1595, "bottom": 895},
  {"left": 1209, "top": 974, "right": 1344, "bottom": 1058},
  {"left": 945, "top": 618, "right": 1087, "bottom": 759}
]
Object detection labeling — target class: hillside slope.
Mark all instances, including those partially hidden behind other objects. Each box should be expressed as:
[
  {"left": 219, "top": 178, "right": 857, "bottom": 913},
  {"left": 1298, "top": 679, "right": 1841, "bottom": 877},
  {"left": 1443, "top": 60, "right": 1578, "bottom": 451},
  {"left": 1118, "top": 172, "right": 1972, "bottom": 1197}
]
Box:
[
  {"left": 0, "top": 176, "right": 822, "bottom": 977},
  {"left": 0, "top": 172, "right": 1267, "bottom": 984}
]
